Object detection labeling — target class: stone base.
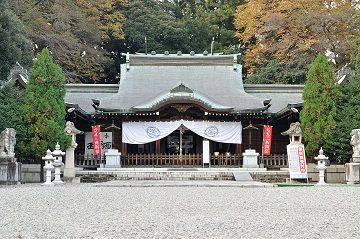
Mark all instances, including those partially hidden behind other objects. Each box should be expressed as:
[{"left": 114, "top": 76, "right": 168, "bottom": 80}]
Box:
[
  {"left": 345, "top": 163, "right": 360, "bottom": 184},
  {"left": 0, "top": 161, "right": 21, "bottom": 184},
  {"left": 42, "top": 181, "right": 54, "bottom": 186},
  {"left": 242, "top": 149, "right": 259, "bottom": 168},
  {"left": 315, "top": 182, "right": 329, "bottom": 186},
  {"left": 64, "top": 177, "right": 81, "bottom": 183},
  {"left": 353, "top": 156, "right": 360, "bottom": 163},
  {"left": 64, "top": 168, "right": 76, "bottom": 179},
  {"left": 105, "top": 149, "right": 121, "bottom": 168}
]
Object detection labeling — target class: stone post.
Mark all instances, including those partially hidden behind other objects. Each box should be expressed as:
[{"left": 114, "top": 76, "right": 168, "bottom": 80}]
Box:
[
  {"left": 105, "top": 149, "right": 121, "bottom": 168},
  {"left": 242, "top": 149, "right": 259, "bottom": 168},
  {"left": 51, "top": 143, "right": 65, "bottom": 184},
  {"left": 346, "top": 129, "right": 360, "bottom": 184},
  {"left": 64, "top": 121, "right": 83, "bottom": 182},
  {"left": 42, "top": 149, "right": 55, "bottom": 186},
  {"left": 314, "top": 148, "right": 328, "bottom": 186}
]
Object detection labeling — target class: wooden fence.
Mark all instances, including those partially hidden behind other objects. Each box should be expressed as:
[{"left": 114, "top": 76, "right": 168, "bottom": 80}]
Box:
[
  {"left": 261, "top": 154, "right": 288, "bottom": 168},
  {"left": 75, "top": 153, "right": 288, "bottom": 168}
]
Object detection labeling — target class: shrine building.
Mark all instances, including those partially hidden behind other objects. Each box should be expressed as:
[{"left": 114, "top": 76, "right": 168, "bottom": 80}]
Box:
[{"left": 64, "top": 53, "right": 303, "bottom": 168}]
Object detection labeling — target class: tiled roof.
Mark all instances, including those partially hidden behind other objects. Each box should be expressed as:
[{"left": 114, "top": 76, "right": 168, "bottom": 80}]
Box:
[
  {"left": 65, "top": 84, "right": 303, "bottom": 115},
  {"left": 244, "top": 84, "right": 303, "bottom": 113},
  {"left": 64, "top": 54, "right": 303, "bottom": 116},
  {"left": 96, "top": 54, "right": 267, "bottom": 113}
]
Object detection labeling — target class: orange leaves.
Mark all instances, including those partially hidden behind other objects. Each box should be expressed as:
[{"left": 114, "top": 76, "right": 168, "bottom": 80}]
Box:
[
  {"left": 75, "top": 0, "right": 126, "bottom": 40},
  {"left": 234, "top": 0, "right": 357, "bottom": 76}
]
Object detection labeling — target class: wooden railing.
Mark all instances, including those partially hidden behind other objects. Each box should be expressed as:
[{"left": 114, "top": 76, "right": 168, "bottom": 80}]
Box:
[
  {"left": 124, "top": 153, "right": 242, "bottom": 167},
  {"left": 125, "top": 154, "right": 202, "bottom": 166},
  {"left": 261, "top": 154, "right": 288, "bottom": 168},
  {"left": 75, "top": 153, "right": 288, "bottom": 168},
  {"left": 75, "top": 154, "right": 106, "bottom": 168}
]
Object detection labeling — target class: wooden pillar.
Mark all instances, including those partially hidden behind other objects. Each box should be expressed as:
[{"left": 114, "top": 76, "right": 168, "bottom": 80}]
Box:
[
  {"left": 121, "top": 143, "right": 128, "bottom": 155},
  {"left": 235, "top": 144, "right": 242, "bottom": 154},
  {"left": 155, "top": 140, "right": 161, "bottom": 154}
]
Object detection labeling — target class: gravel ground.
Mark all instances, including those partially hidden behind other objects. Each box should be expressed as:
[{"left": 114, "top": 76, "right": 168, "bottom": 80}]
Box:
[{"left": 0, "top": 183, "right": 359, "bottom": 239}]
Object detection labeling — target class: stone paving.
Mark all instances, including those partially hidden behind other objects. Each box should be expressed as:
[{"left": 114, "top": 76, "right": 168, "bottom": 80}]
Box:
[
  {"left": 94, "top": 180, "right": 274, "bottom": 188},
  {"left": 0, "top": 183, "right": 359, "bottom": 239}
]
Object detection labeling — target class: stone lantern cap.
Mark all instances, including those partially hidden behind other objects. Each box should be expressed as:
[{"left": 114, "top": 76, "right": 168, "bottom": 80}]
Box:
[
  {"left": 64, "top": 121, "right": 83, "bottom": 135},
  {"left": 282, "top": 122, "right": 302, "bottom": 144},
  {"left": 314, "top": 147, "right": 328, "bottom": 161},
  {"left": 42, "top": 149, "right": 55, "bottom": 161},
  {"left": 52, "top": 142, "right": 65, "bottom": 157},
  {"left": 281, "top": 122, "right": 302, "bottom": 136}
]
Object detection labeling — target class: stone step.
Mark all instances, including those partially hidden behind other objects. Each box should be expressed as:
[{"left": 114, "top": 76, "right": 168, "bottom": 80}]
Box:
[
  {"left": 251, "top": 173, "right": 289, "bottom": 183},
  {"left": 80, "top": 172, "right": 235, "bottom": 183}
]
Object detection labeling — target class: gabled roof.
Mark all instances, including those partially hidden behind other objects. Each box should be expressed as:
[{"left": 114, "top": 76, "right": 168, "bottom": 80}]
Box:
[
  {"left": 95, "top": 54, "right": 267, "bottom": 114},
  {"left": 132, "top": 83, "right": 233, "bottom": 112}
]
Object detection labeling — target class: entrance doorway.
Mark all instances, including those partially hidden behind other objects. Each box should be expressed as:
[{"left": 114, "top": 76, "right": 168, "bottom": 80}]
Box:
[{"left": 166, "top": 130, "right": 196, "bottom": 154}]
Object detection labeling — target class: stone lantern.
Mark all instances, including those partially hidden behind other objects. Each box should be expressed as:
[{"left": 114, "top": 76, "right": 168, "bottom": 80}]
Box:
[
  {"left": 314, "top": 148, "right": 328, "bottom": 186},
  {"left": 51, "top": 142, "right": 65, "bottom": 184},
  {"left": 42, "top": 149, "right": 55, "bottom": 186},
  {"left": 64, "top": 121, "right": 83, "bottom": 182}
]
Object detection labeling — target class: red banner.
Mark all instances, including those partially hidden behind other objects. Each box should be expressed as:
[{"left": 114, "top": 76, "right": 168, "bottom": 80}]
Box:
[
  {"left": 262, "top": 125, "right": 273, "bottom": 156},
  {"left": 297, "top": 146, "right": 306, "bottom": 173},
  {"left": 91, "top": 125, "right": 101, "bottom": 157}
]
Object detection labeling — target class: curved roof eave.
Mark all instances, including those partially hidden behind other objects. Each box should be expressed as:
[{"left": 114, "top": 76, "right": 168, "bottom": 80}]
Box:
[{"left": 131, "top": 90, "right": 233, "bottom": 112}]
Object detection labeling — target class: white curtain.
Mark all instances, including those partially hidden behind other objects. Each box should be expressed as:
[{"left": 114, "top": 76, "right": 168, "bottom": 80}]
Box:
[
  {"left": 182, "top": 120, "right": 242, "bottom": 144},
  {"left": 122, "top": 121, "right": 180, "bottom": 144},
  {"left": 122, "top": 120, "right": 242, "bottom": 144}
]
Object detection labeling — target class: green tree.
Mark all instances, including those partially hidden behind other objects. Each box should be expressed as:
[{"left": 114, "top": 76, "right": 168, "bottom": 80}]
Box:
[
  {"left": 115, "top": 0, "right": 243, "bottom": 54},
  {"left": 176, "top": 0, "right": 243, "bottom": 53},
  {"left": 300, "top": 53, "right": 340, "bottom": 157},
  {"left": 331, "top": 24, "right": 360, "bottom": 163},
  {"left": 117, "top": 0, "right": 188, "bottom": 53},
  {"left": 0, "top": 82, "right": 29, "bottom": 159},
  {"left": 0, "top": 0, "right": 33, "bottom": 83},
  {"left": 22, "top": 48, "right": 70, "bottom": 160},
  {"left": 330, "top": 75, "right": 360, "bottom": 162}
]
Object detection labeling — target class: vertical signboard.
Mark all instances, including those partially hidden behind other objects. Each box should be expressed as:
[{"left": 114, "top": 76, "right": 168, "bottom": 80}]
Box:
[
  {"left": 262, "top": 125, "right": 273, "bottom": 156},
  {"left": 85, "top": 132, "right": 112, "bottom": 156},
  {"left": 287, "top": 144, "right": 308, "bottom": 179},
  {"left": 202, "top": 140, "right": 210, "bottom": 166},
  {"left": 91, "top": 125, "right": 101, "bottom": 157}
]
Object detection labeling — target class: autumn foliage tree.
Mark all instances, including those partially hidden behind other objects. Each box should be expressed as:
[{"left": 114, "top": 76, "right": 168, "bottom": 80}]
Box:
[
  {"left": 300, "top": 53, "right": 340, "bottom": 157},
  {"left": 11, "top": 0, "right": 127, "bottom": 83},
  {"left": 235, "top": 0, "right": 358, "bottom": 83}
]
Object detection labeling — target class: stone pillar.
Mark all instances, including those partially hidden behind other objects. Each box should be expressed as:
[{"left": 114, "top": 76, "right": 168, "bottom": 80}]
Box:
[
  {"left": 64, "top": 121, "right": 83, "bottom": 182},
  {"left": 64, "top": 142, "right": 77, "bottom": 181}
]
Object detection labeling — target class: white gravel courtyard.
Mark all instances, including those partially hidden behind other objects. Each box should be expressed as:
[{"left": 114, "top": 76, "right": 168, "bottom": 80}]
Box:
[{"left": 0, "top": 183, "right": 359, "bottom": 239}]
